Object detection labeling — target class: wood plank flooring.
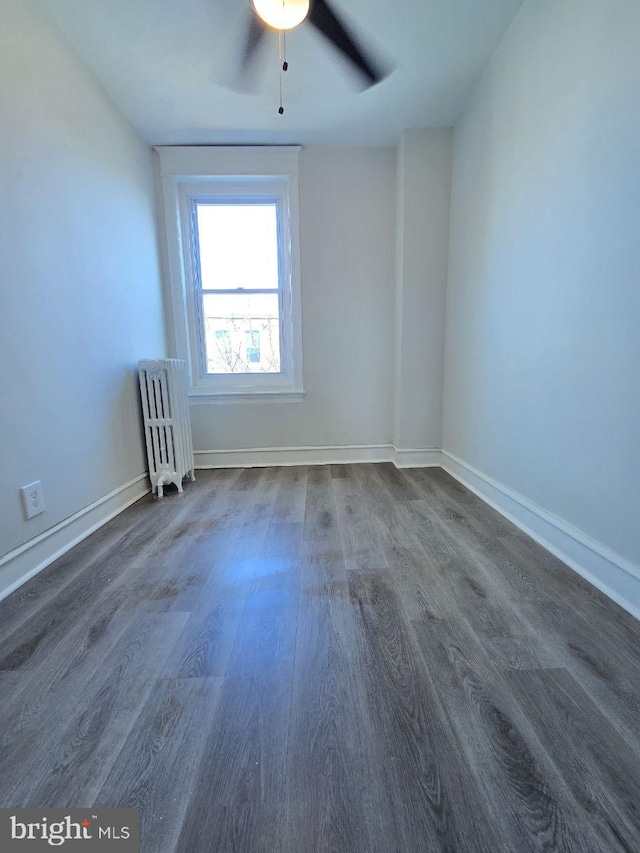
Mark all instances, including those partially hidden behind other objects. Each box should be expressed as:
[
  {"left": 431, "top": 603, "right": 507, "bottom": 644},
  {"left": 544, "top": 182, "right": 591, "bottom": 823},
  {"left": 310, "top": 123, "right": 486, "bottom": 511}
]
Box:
[{"left": 1, "top": 463, "right": 639, "bottom": 852}]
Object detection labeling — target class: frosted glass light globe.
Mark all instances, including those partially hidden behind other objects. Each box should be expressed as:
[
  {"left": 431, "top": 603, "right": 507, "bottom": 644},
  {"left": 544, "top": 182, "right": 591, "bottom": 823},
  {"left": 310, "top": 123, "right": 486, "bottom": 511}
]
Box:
[{"left": 251, "top": 0, "right": 310, "bottom": 31}]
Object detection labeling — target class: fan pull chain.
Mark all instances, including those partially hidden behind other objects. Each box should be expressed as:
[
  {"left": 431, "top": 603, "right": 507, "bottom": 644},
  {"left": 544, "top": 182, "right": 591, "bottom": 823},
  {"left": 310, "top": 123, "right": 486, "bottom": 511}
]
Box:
[
  {"left": 277, "top": 0, "right": 289, "bottom": 115},
  {"left": 278, "top": 27, "right": 289, "bottom": 114}
]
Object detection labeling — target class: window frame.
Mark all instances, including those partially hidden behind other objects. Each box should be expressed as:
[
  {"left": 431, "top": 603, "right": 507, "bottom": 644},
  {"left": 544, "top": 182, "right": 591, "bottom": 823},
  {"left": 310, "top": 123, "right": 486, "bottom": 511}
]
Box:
[
  {"left": 157, "top": 146, "right": 304, "bottom": 403},
  {"left": 183, "top": 185, "right": 291, "bottom": 390}
]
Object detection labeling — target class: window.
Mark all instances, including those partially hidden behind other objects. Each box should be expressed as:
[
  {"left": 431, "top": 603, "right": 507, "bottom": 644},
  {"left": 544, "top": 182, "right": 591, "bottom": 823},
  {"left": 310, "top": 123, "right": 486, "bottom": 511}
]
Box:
[
  {"left": 213, "top": 329, "right": 232, "bottom": 370},
  {"left": 196, "top": 202, "right": 278, "bottom": 374},
  {"left": 245, "top": 330, "right": 261, "bottom": 364},
  {"left": 157, "top": 146, "right": 303, "bottom": 402}
]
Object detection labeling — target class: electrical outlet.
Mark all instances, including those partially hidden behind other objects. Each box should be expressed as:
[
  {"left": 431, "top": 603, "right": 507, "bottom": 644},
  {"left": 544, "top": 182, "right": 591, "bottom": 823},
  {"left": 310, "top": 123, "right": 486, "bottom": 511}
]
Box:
[{"left": 20, "top": 481, "right": 45, "bottom": 520}]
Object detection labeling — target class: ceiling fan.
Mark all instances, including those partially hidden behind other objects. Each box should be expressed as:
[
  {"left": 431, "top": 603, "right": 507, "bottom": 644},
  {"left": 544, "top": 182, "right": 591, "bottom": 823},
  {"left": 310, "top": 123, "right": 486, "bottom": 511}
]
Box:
[{"left": 240, "top": 0, "right": 390, "bottom": 92}]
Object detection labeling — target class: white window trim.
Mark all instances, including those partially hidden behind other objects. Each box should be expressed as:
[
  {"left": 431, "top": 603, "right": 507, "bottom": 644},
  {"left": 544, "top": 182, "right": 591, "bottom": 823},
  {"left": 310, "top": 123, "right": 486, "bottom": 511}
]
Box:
[{"left": 156, "top": 146, "right": 304, "bottom": 403}]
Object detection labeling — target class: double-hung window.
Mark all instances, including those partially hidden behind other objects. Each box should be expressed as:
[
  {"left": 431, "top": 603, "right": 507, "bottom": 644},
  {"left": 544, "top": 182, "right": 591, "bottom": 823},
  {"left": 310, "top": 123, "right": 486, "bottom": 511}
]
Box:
[{"left": 157, "top": 146, "right": 303, "bottom": 401}]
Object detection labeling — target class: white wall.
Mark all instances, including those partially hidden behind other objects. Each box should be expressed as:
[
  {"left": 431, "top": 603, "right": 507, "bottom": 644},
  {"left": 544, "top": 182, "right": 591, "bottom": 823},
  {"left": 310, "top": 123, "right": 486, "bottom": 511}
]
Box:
[
  {"left": 394, "top": 129, "right": 452, "bottom": 455},
  {"left": 0, "top": 0, "right": 166, "bottom": 581},
  {"left": 190, "top": 147, "right": 396, "bottom": 456},
  {"left": 443, "top": 1, "right": 640, "bottom": 588}
]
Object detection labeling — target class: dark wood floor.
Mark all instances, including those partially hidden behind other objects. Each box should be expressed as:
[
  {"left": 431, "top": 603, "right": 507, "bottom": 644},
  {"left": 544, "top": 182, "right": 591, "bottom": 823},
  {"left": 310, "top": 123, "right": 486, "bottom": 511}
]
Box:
[{"left": 1, "top": 464, "right": 639, "bottom": 851}]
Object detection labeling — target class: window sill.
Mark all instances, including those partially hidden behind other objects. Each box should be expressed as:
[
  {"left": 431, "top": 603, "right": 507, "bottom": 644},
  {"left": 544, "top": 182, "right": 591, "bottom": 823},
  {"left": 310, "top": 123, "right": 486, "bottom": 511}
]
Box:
[{"left": 188, "top": 389, "right": 305, "bottom": 405}]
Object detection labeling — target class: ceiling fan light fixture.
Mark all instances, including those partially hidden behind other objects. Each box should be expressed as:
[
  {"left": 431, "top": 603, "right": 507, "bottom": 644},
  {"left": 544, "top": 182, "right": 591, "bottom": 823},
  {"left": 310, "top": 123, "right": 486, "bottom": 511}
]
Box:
[{"left": 251, "top": 0, "right": 310, "bottom": 31}]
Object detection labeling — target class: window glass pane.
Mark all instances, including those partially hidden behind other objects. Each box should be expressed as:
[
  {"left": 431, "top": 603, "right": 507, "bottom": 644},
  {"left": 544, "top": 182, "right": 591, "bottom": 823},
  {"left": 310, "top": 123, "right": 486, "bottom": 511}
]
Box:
[
  {"left": 196, "top": 203, "right": 279, "bottom": 291},
  {"left": 203, "top": 293, "right": 280, "bottom": 374}
]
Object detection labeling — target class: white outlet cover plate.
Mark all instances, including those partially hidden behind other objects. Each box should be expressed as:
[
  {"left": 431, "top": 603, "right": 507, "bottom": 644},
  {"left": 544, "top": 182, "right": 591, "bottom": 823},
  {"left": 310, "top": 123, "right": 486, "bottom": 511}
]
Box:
[{"left": 20, "top": 481, "right": 45, "bottom": 520}]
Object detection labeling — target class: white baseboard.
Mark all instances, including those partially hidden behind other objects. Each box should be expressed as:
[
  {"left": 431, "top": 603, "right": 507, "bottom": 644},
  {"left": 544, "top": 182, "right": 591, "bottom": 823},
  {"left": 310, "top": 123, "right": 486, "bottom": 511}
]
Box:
[
  {"left": 195, "top": 444, "right": 442, "bottom": 470},
  {"left": 0, "top": 474, "right": 150, "bottom": 604},
  {"left": 393, "top": 447, "right": 442, "bottom": 468},
  {"left": 441, "top": 450, "right": 640, "bottom": 621},
  {"left": 195, "top": 444, "right": 395, "bottom": 468}
]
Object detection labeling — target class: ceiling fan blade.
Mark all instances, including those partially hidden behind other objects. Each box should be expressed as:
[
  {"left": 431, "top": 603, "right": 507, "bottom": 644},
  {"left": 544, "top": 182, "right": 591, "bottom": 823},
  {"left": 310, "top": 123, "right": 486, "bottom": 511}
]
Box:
[
  {"left": 307, "top": 0, "right": 386, "bottom": 87},
  {"left": 240, "top": 13, "right": 267, "bottom": 74}
]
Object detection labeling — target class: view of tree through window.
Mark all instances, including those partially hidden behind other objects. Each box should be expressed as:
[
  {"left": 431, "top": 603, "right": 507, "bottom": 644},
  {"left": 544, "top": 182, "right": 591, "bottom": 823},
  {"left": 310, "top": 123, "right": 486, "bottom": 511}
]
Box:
[{"left": 195, "top": 202, "right": 281, "bottom": 374}]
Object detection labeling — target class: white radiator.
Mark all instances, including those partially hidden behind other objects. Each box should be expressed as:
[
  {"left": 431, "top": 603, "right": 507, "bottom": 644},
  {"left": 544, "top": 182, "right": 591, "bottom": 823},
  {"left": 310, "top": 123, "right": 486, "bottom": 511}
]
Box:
[{"left": 138, "top": 359, "right": 195, "bottom": 498}]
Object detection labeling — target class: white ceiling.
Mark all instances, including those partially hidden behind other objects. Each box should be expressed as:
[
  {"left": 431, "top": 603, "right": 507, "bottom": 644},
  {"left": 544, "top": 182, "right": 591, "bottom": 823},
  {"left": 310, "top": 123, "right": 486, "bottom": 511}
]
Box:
[{"left": 40, "top": 0, "right": 524, "bottom": 146}]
